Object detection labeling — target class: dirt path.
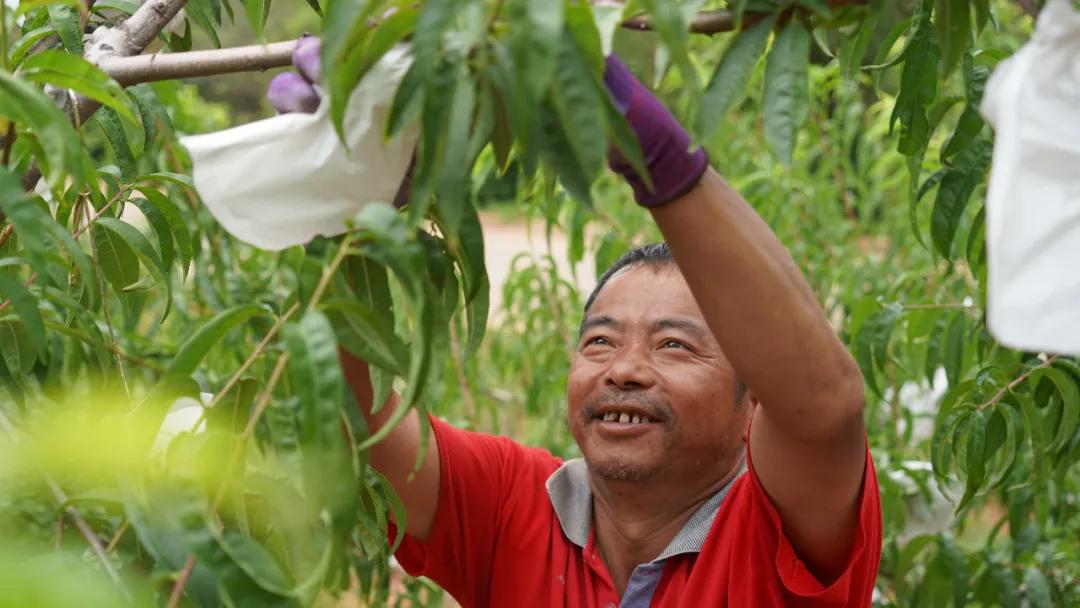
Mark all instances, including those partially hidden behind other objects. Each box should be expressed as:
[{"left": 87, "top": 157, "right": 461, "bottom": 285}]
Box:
[{"left": 479, "top": 211, "right": 597, "bottom": 313}]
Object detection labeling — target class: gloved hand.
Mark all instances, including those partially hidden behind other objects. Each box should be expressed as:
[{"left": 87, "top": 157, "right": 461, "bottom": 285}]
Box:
[
  {"left": 267, "top": 36, "right": 322, "bottom": 114},
  {"left": 603, "top": 56, "right": 709, "bottom": 208}
]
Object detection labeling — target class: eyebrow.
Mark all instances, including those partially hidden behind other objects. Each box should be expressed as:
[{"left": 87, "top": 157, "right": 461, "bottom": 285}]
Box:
[
  {"left": 576, "top": 315, "right": 708, "bottom": 341},
  {"left": 652, "top": 317, "right": 710, "bottom": 341},
  {"left": 578, "top": 315, "right": 621, "bottom": 340}
]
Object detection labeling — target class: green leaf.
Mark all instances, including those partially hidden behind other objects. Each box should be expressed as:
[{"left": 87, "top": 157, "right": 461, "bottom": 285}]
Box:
[
  {"left": 324, "top": 0, "right": 418, "bottom": 142},
  {"left": 762, "top": 19, "right": 811, "bottom": 165},
  {"left": 0, "top": 318, "right": 36, "bottom": 375},
  {"left": 696, "top": 15, "right": 776, "bottom": 141},
  {"left": 435, "top": 64, "right": 476, "bottom": 238},
  {"left": 324, "top": 299, "right": 408, "bottom": 376},
  {"left": 134, "top": 187, "right": 192, "bottom": 277},
  {"left": 19, "top": 51, "right": 137, "bottom": 125},
  {"left": 9, "top": 26, "right": 58, "bottom": 67},
  {"left": 547, "top": 30, "right": 607, "bottom": 193},
  {"left": 94, "top": 217, "right": 172, "bottom": 321},
  {"left": 506, "top": 0, "right": 564, "bottom": 153},
  {"left": 91, "top": 222, "right": 140, "bottom": 292},
  {"left": 840, "top": 7, "right": 880, "bottom": 81},
  {"left": 539, "top": 99, "right": 593, "bottom": 205},
  {"left": 935, "top": 0, "right": 971, "bottom": 78},
  {"left": 1030, "top": 366, "right": 1080, "bottom": 453},
  {"left": 854, "top": 303, "right": 901, "bottom": 398},
  {"left": 941, "top": 54, "right": 988, "bottom": 162},
  {"left": 185, "top": 0, "right": 223, "bottom": 47},
  {"left": 214, "top": 528, "right": 294, "bottom": 595},
  {"left": 943, "top": 311, "right": 965, "bottom": 387},
  {"left": 1022, "top": 567, "right": 1052, "bottom": 608},
  {"left": 0, "top": 70, "right": 85, "bottom": 187},
  {"left": 0, "top": 273, "right": 46, "bottom": 359},
  {"left": 989, "top": 559, "right": 1020, "bottom": 608},
  {"left": 639, "top": 0, "right": 696, "bottom": 89},
  {"left": 930, "top": 137, "right": 991, "bottom": 259},
  {"left": 46, "top": 4, "right": 82, "bottom": 53},
  {"left": 241, "top": 0, "right": 269, "bottom": 39},
  {"left": 95, "top": 108, "right": 136, "bottom": 180},
  {"left": 129, "top": 84, "right": 174, "bottom": 149},
  {"left": 128, "top": 197, "right": 175, "bottom": 272},
  {"left": 956, "top": 409, "right": 986, "bottom": 512},
  {"left": 164, "top": 304, "right": 269, "bottom": 377},
  {"left": 890, "top": 1, "right": 939, "bottom": 157}
]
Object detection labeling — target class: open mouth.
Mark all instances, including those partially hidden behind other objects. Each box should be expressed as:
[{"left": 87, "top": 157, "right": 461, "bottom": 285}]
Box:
[{"left": 596, "top": 411, "right": 655, "bottom": 424}]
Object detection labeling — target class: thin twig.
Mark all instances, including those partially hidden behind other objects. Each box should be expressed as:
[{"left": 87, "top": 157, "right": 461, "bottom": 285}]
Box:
[
  {"left": 449, "top": 322, "right": 478, "bottom": 426},
  {"left": 621, "top": 0, "right": 868, "bottom": 35},
  {"left": 73, "top": 187, "right": 130, "bottom": 238},
  {"left": 105, "top": 519, "right": 130, "bottom": 553},
  {"left": 166, "top": 555, "right": 196, "bottom": 608},
  {"left": 977, "top": 355, "right": 1061, "bottom": 411}
]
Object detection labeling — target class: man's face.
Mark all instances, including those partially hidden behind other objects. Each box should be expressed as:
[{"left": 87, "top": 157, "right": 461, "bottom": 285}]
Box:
[{"left": 567, "top": 265, "right": 751, "bottom": 484}]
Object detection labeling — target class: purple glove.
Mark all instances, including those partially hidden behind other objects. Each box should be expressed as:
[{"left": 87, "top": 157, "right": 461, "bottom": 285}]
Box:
[
  {"left": 267, "top": 36, "right": 322, "bottom": 114},
  {"left": 604, "top": 56, "right": 709, "bottom": 208}
]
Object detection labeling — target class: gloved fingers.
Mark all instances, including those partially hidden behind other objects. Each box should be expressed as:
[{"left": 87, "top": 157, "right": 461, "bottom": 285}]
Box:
[
  {"left": 293, "top": 35, "right": 322, "bottom": 84},
  {"left": 268, "top": 72, "right": 320, "bottom": 114}
]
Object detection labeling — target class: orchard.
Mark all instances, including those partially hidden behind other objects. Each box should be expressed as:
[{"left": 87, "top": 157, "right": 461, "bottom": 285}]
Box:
[{"left": 0, "top": 0, "right": 1077, "bottom": 606}]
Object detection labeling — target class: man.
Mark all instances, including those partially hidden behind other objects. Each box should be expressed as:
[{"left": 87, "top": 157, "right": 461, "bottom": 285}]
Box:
[{"left": 271, "top": 40, "right": 881, "bottom": 607}]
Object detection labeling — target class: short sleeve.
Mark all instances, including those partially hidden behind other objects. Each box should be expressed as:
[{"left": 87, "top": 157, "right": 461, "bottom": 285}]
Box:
[
  {"left": 748, "top": 440, "right": 882, "bottom": 606},
  {"left": 388, "top": 416, "right": 560, "bottom": 606}
]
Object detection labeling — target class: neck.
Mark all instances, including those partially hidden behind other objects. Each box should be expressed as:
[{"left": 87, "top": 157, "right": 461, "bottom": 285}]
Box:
[{"left": 588, "top": 454, "right": 744, "bottom": 596}]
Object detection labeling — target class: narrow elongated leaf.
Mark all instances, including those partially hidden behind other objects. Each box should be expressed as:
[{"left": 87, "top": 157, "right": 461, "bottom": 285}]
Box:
[
  {"left": 47, "top": 4, "right": 82, "bottom": 53},
  {"left": 935, "top": 0, "right": 971, "bottom": 78},
  {"left": 214, "top": 528, "right": 294, "bottom": 595},
  {"left": 506, "top": 0, "right": 563, "bottom": 152},
  {"left": 1030, "top": 367, "right": 1080, "bottom": 453},
  {"left": 95, "top": 108, "right": 137, "bottom": 180},
  {"left": 854, "top": 303, "right": 901, "bottom": 397},
  {"left": 92, "top": 222, "right": 140, "bottom": 292},
  {"left": 639, "top": 0, "right": 696, "bottom": 89},
  {"left": 956, "top": 409, "right": 986, "bottom": 512},
  {"left": 943, "top": 312, "right": 965, "bottom": 386},
  {"left": 324, "top": 299, "right": 408, "bottom": 375},
  {"left": 840, "top": 7, "right": 880, "bottom": 81},
  {"left": 0, "top": 70, "right": 85, "bottom": 187},
  {"left": 762, "top": 20, "right": 811, "bottom": 165},
  {"left": 0, "top": 318, "right": 35, "bottom": 375},
  {"left": 696, "top": 15, "right": 776, "bottom": 141},
  {"left": 890, "top": 1, "right": 939, "bottom": 156},
  {"left": 435, "top": 65, "right": 476, "bottom": 237},
  {"left": 241, "top": 0, "right": 268, "bottom": 38},
  {"left": 9, "top": 26, "right": 57, "bottom": 67},
  {"left": 931, "top": 137, "right": 991, "bottom": 258},
  {"left": 20, "top": 51, "right": 137, "bottom": 124},
  {"left": 941, "top": 54, "right": 989, "bottom": 162},
  {"left": 548, "top": 32, "right": 607, "bottom": 191},
  {"left": 129, "top": 196, "right": 175, "bottom": 271},
  {"left": 989, "top": 560, "right": 1020, "bottom": 608},
  {"left": 0, "top": 274, "right": 45, "bottom": 358},
  {"left": 135, "top": 187, "right": 192, "bottom": 277},
  {"left": 165, "top": 304, "right": 269, "bottom": 377},
  {"left": 94, "top": 217, "right": 171, "bottom": 321},
  {"left": 1022, "top": 568, "right": 1052, "bottom": 608}
]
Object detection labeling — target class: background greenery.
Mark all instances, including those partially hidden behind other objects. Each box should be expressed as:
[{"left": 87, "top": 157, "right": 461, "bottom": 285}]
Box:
[{"left": 0, "top": 0, "right": 1077, "bottom": 606}]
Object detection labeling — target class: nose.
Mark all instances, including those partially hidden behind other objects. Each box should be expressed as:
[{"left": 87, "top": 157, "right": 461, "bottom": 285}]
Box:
[{"left": 604, "top": 343, "right": 657, "bottom": 390}]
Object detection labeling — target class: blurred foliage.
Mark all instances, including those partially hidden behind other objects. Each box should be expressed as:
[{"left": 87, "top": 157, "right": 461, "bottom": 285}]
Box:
[{"left": 0, "top": 0, "right": 1077, "bottom": 606}]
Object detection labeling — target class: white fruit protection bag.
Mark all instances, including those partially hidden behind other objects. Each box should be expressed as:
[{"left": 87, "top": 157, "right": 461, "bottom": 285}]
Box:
[
  {"left": 980, "top": 0, "right": 1080, "bottom": 354},
  {"left": 180, "top": 45, "right": 418, "bottom": 251}
]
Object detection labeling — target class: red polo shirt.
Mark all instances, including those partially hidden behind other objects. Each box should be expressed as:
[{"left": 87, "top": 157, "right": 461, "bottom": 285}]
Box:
[{"left": 391, "top": 416, "right": 881, "bottom": 607}]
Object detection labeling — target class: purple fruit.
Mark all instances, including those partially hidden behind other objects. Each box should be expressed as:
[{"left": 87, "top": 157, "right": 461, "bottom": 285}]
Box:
[
  {"left": 292, "top": 35, "right": 322, "bottom": 84},
  {"left": 267, "top": 72, "right": 320, "bottom": 114}
]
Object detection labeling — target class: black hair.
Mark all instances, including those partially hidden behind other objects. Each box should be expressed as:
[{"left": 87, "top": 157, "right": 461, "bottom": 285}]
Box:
[
  {"left": 581, "top": 242, "right": 747, "bottom": 404},
  {"left": 583, "top": 242, "right": 674, "bottom": 314}
]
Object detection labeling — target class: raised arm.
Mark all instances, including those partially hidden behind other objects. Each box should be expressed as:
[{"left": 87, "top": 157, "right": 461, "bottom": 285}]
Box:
[
  {"left": 605, "top": 58, "right": 867, "bottom": 581},
  {"left": 339, "top": 349, "right": 441, "bottom": 541}
]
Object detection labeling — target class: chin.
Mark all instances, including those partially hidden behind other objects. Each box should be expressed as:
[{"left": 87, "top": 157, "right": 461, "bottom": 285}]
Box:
[{"left": 585, "top": 454, "right": 662, "bottom": 483}]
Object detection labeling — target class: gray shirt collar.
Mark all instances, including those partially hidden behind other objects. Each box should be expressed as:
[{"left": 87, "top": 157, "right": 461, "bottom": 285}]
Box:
[{"left": 544, "top": 459, "right": 744, "bottom": 562}]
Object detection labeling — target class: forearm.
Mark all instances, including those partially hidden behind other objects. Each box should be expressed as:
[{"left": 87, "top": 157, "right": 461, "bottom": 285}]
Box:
[
  {"left": 650, "top": 168, "right": 864, "bottom": 437},
  {"left": 339, "top": 348, "right": 439, "bottom": 539}
]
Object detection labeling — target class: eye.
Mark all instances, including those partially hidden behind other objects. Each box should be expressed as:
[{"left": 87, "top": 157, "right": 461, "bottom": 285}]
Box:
[
  {"left": 662, "top": 339, "right": 688, "bottom": 350},
  {"left": 585, "top": 336, "right": 610, "bottom": 347}
]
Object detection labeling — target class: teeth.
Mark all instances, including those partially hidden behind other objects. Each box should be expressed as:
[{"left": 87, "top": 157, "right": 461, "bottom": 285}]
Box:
[
  {"left": 618, "top": 413, "right": 630, "bottom": 423},
  {"left": 631, "top": 415, "right": 640, "bottom": 424},
  {"left": 604, "top": 412, "right": 616, "bottom": 422}
]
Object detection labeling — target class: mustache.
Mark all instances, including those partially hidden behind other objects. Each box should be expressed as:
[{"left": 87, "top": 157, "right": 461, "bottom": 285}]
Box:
[{"left": 581, "top": 391, "right": 674, "bottom": 422}]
